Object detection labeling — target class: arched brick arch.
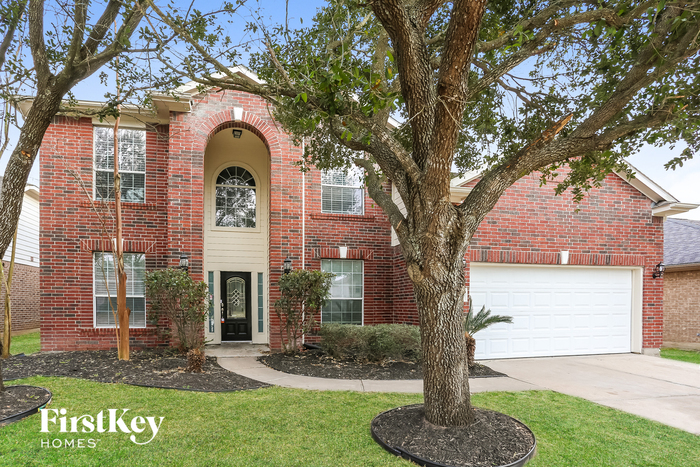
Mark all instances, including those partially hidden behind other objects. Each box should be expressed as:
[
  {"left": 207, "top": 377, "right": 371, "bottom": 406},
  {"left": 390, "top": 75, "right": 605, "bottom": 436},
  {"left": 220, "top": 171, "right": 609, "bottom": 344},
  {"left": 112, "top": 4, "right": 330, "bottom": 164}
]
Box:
[{"left": 198, "top": 109, "right": 281, "bottom": 155}]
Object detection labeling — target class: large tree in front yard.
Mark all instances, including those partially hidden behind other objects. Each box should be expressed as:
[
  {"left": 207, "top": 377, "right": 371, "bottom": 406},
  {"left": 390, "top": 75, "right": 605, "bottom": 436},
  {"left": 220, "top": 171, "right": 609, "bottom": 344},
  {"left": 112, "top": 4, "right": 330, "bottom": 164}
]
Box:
[{"left": 149, "top": 0, "right": 700, "bottom": 426}]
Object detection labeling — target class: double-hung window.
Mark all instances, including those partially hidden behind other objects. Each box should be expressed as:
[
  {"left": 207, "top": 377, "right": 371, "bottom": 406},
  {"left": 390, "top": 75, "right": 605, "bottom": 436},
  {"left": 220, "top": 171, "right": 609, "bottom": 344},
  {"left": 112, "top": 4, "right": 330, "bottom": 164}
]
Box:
[
  {"left": 321, "top": 259, "right": 363, "bottom": 324},
  {"left": 94, "top": 127, "right": 146, "bottom": 203},
  {"left": 321, "top": 168, "right": 364, "bottom": 215},
  {"left": 93, "top": 253, "right": 146, "bottom": 328}
]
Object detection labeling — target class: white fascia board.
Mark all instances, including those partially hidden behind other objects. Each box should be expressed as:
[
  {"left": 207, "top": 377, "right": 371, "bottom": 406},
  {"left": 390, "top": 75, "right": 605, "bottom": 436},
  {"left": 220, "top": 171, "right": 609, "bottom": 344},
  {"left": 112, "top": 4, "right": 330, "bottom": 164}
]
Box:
[
  {"left": 24, "top": 184, "right": 40, "bottom": 199},
  {"left": 651, "top": 202, "right": 699, "bottom": 217},
  {"left": 16, "top": 97, "right": 170, "bottom": 124},
  {"left": 615, "top": 160, "right": 679, "bottom": 204},
  {"left": 173, "top": 66, "right": 265, "bottom": 94},
  {"left": 450, "top": 170, "right": 481, "bottom": 187},
  {"left": 450, "top": 186, "right": 472, "bottom": 204}
]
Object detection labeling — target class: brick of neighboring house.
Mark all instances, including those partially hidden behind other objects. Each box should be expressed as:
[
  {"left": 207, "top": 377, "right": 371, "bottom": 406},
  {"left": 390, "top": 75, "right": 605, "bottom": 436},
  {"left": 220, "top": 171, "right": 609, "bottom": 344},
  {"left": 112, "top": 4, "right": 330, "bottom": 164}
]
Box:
[
  {"left": 663, "top": 269, "right": 700, "bottom": 349},
  {"left": 0, "top": 262, "right": 40, "bottom": 334}
]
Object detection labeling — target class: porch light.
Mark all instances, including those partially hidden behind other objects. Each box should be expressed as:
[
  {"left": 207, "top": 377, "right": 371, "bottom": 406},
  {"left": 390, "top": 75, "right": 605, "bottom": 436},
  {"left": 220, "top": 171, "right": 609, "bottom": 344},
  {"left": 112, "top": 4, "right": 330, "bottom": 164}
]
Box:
[
  {"left": 179, "top": 253, "right": 189, "bottom": 272},
  {"left": 232, "top": 129, "right": 243, "bottom": 138},
  {"left": 283, "top": 257, "right": 292, "bottom": 275},
  {"left": 338, "top": 246, "right": 348, "bottom": 259},
  {"left": 462, "top": 258, "right": 467, "bottom": 269},
  {"left": 652, "top": 262, "right": 665, "bottom": 279}
]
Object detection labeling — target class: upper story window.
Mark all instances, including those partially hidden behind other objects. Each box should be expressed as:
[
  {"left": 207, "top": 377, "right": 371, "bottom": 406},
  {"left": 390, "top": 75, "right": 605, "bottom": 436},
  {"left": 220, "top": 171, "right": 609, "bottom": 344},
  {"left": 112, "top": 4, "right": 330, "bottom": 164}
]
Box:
[
  {"left": 215, "top": 166, "right": 257, "bottom": 228},
  {"left": 321, "top": 168, "right": 364, "bottom": 215},
  {"left": 94, "top": 127, "right": 146, "bottom": 203}
]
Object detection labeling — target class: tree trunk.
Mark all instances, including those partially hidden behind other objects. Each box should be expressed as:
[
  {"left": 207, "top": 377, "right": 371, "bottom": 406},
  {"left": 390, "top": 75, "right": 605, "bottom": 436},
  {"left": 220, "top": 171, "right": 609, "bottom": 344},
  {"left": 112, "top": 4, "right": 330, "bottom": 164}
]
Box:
[
  {"left": 0, "top": 90, "right": 64, "bottom": 260},
  {"left": 0, "top": 362, "right": 4, "bottom": 392},
  {"left": 466, "top": 333, "right": 476, "bottom": 366},
  {"left": 113, "top": 108, "right": 130, "bottom": 361},
  {"left": 1, "top": 224, "right": 19, "bottom": 358},
  {"left": 413, "top": 261, "right": 474, "bottom": 427}
]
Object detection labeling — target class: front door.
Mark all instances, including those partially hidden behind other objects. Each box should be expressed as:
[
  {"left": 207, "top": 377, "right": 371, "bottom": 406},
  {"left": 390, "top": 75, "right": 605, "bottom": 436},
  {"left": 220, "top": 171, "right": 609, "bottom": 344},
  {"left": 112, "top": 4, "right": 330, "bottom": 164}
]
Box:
[{"left": 221, "top": 271, "right": 252, "bottom": 341}]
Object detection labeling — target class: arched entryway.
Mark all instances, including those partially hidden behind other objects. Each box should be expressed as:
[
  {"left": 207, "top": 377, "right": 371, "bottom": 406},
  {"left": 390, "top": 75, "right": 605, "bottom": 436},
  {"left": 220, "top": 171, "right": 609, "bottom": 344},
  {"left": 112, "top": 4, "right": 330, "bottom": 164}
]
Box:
[{"left": 203, "top": 125, "right": 271, "bottom": 344}]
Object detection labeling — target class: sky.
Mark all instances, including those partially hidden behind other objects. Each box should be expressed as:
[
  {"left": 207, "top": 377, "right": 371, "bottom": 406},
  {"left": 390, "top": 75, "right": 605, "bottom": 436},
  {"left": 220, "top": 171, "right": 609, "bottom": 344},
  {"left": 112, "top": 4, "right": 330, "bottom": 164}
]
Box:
[{"left": 2, "top": 0, "right": 698, "bottom": 220}]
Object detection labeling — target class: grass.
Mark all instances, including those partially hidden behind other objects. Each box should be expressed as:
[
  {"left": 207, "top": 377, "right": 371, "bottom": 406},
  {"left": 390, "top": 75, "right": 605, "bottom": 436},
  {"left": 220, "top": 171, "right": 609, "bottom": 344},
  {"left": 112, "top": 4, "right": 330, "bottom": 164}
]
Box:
[
  {"left": 7, "top": 331, "right": 41, "bottom": 356},
  {"left": 661, "top": 348, "right": 700, "bottom": 365},
  {"left": 1, "top": 377, "right": 698, "bottom": 466}
]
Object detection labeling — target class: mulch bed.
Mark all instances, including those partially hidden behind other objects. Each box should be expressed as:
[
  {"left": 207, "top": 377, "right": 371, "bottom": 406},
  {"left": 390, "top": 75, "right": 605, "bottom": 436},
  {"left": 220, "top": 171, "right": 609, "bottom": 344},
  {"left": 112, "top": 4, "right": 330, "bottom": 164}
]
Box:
[
  {"left": 1, "top": 348, "right": 268, "bottom": 392},
  {"left": 259, "top": 349, "right": 507, "bottom": 380},
  {"left": 372, "top": 404, "right": 536, "bottom": 467},
  {"left": 0, "top": 385, "right": 52, "bottom": 426}
]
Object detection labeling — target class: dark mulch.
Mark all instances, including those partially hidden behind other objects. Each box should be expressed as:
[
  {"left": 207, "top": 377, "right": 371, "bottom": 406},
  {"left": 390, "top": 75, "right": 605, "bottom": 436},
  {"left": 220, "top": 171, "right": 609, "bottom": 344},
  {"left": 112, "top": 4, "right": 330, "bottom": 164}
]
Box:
[
  {"left": 259, "top": 349, "right": 506, "bottom": 380},
  {"left": 1, "top": 348, "right": 268, "bottom": 392},
  {"left": 0, "top": 385, "right": 52, "bottom": 426},
  {"left": 372, "top": 404, "right": 536, "bottom": 467}
]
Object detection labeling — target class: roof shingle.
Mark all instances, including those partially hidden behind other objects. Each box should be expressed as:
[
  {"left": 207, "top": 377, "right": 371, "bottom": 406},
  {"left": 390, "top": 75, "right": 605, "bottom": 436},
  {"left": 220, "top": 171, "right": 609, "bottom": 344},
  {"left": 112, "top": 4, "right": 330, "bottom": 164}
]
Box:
[{"left": 664, "top": 218, "right": 700, "bottom": 266}]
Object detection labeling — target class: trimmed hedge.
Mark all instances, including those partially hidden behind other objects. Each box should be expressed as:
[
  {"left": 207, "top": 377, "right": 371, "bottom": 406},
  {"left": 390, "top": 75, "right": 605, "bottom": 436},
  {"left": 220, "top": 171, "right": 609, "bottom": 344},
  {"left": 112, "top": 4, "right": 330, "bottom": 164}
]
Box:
[{"left": 319, "top": 324, "right": 421, "bottom": 362}]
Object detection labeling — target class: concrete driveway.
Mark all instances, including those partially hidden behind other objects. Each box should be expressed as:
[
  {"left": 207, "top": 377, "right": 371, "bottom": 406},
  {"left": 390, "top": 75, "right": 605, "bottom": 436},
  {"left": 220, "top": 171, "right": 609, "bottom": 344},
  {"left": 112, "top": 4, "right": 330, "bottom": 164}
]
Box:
[{"left": 482, "top": 354, "right": 700, "bottom": 435}]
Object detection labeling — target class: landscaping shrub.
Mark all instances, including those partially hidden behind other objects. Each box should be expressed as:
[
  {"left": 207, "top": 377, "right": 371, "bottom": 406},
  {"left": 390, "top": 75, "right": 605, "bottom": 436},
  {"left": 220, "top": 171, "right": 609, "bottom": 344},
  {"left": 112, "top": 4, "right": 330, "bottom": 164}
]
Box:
[
  {"left": 319, "top": 323, "right": 421, "bottom": 363},
  {"left": 275, "top": 269, "right": 333, "bottom": 354},
  {"left": 145, "top": 268, "right": 210, "bottom": 368}
]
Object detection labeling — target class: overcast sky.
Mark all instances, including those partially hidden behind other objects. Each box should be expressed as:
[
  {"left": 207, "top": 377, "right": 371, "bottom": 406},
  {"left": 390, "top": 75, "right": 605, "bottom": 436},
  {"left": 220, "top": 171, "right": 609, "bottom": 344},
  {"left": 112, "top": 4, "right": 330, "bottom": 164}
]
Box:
[{"left": 2, "top": 0, "right": 698, "bottom": 220}]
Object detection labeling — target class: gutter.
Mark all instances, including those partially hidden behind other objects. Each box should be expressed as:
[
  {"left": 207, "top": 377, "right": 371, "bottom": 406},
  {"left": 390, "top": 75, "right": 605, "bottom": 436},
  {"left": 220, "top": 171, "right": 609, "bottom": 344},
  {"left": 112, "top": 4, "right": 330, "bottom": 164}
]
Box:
[{"left": 665, "top": 262, "right": 700, "bottom": 272}]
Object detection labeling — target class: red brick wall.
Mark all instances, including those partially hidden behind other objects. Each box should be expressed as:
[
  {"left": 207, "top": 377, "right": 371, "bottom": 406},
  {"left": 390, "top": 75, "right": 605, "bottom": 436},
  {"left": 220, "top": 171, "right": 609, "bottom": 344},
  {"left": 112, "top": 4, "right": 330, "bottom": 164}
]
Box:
[
  {"left": 302, "top": 179, "right": 395, "bottom": 337},
  {"left": 0, "top": 262, "right": 40, "bottom": 333},
  {"left": 663, "top": 269, "right": 700, "bottom": 348},
  {"left": 391, "top": 171, "right": 664, "bottom": 349},
  {"left": 40, "top": 116, "right": 171, "bottom": 351}
]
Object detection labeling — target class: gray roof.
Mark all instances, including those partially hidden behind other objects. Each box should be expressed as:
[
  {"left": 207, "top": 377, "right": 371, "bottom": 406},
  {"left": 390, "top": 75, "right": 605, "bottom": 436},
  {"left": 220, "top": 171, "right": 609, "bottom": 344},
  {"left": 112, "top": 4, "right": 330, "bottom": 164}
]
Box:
[{"left": 665, "top": 218, "right": 700, "bottom": 266}]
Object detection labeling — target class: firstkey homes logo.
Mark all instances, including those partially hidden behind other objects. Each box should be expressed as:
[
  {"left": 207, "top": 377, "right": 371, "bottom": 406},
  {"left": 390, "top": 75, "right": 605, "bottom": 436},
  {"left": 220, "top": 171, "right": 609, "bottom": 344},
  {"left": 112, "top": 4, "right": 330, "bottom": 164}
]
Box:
[{"left": 40, "top": 408, "right": 164, "bottom": 447}]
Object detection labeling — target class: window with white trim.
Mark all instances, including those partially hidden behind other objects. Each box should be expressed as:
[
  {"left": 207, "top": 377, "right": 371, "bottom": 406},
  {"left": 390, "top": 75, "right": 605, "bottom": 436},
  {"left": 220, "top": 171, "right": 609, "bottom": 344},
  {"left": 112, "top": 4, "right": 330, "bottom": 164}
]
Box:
[
  {"left": 94, "top": 252, "right": 146, "bottom": 328},
  {"left": 215, "top": 166, "right": 257, "bottom": 228},
  {"left": 321, "top": 168, "right": 364, "bottom": 215},
  {"left": 321, "top": 259, "right": 363, "bottom": 324},
  {"left": 94, "top": 127, "right": 146, "bottom": 203}
]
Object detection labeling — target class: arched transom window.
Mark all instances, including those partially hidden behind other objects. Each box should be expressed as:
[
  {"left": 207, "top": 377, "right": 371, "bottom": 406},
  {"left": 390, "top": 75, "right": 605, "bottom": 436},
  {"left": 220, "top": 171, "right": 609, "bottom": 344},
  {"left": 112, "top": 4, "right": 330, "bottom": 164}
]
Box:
[{"left": 215, "top": 166, "right": 256, "bottom": 228}]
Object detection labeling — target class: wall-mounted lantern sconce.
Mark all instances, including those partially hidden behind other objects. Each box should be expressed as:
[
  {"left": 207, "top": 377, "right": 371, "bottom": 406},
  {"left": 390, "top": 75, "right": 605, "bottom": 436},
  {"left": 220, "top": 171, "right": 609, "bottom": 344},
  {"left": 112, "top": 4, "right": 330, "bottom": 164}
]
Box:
[
  {"left": 232, "top": 129, "right": 243, "bottom": 138},
  {"left": 462, "top": 258, "right": 468, "bottom": 269},
  {"left": 652, "top": 262, "right": 665, "bottom": 279},
  {"left": 283, "top": 257, "right": 292, "bottom": 275},
  {"left": 338, "top": 246, "right": 348, "bottom": 259},
  {"left": 179, "top": 253, "right": 189, "bottom": 272}
]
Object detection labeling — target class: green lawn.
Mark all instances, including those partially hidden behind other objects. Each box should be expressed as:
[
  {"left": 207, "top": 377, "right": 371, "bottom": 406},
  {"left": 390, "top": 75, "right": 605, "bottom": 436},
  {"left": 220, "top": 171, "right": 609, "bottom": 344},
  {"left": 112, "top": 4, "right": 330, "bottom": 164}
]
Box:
[
  {"left": 1, "top": 378, "right": 698, "bottom": 466},
  {"left": 8, "top": 332, "right": 41, "bottom": 356},
  {"left": 661, "top": 348, "right": 700, "bottom": 365}
]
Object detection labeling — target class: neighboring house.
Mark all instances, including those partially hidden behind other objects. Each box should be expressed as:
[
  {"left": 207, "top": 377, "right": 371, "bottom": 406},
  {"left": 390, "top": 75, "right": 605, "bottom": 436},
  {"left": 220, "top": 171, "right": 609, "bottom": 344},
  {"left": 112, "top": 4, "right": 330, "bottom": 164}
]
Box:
[
  {"left": 22, "top": 69, "right": 698, "bottom": 357},
  {"left": 0, "top": 177, "right": 40, "bottom": 334},
  {"left": 663, "top": 218, "right": 700, "bottom": 350}
]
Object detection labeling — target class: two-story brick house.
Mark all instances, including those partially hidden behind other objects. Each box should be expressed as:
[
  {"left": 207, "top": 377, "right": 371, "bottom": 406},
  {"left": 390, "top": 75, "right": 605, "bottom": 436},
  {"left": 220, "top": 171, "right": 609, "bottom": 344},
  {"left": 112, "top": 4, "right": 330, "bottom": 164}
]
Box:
[{"left": 26, "top": 69, "right": 697, "bottom": 358}]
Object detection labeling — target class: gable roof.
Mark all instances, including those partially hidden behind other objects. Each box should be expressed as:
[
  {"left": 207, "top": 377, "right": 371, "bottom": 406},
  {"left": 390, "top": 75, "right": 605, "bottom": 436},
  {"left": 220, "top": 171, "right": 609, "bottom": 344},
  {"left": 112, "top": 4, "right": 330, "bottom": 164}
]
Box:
[
  {"left": 664, "top": 218, "right": 700, "bottom": 270},
  {"left": 449, "top": 162, "right": 698, "bottom": 217}
]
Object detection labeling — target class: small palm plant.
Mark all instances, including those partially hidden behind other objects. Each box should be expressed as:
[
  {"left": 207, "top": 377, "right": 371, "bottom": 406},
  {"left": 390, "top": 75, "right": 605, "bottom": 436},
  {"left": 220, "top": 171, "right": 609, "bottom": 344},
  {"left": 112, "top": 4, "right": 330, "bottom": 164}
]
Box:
[{"left": 464, "top": 297, "right": 513, "bottom": 366}]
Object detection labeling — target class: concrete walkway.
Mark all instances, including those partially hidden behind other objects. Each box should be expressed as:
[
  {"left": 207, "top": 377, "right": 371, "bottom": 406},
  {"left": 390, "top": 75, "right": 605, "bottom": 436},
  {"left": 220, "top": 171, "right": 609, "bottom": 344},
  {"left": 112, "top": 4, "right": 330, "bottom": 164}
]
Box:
[{"left": 217, "top": 352, "right": 700, "bottom": 435}]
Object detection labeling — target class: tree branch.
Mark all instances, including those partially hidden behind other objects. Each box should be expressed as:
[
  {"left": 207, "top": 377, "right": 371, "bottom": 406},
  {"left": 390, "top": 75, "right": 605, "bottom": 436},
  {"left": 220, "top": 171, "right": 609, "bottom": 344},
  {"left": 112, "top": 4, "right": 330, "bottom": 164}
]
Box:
[
  {"left": 27, "top": 0, "right": 50, "bottom": 88},
  {"left": 0, "top": 0, "right": 26, "bottom": 70}
]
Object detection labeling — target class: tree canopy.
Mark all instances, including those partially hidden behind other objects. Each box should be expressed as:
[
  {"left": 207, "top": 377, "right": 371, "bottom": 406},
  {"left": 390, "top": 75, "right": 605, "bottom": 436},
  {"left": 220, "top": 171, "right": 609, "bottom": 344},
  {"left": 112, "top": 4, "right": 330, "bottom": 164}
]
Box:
[{"left": 147, "top": 0, "right": 700, "bottom": 426}]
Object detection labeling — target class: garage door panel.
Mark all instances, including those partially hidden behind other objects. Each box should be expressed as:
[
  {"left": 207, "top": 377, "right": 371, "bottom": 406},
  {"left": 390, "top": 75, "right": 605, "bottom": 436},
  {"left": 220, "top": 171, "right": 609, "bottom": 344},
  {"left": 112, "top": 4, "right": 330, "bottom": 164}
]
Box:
[{"left": 470, "top": 265, "right": 632, "bottom": 359}]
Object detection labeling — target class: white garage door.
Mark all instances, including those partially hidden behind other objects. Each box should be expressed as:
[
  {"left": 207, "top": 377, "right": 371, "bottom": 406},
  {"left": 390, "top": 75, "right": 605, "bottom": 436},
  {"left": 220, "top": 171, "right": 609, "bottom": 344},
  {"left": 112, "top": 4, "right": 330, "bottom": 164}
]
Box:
[{"left": 470, "top": 264, "right": 632, "bottom": 360}]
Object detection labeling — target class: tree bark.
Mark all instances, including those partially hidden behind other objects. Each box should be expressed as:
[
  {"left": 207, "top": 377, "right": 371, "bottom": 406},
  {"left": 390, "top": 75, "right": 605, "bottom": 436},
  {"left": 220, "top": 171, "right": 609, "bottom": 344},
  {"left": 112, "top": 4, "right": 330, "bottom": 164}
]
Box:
[{"left": 414, "top": 262, "right": 473, "bottom": 426}]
